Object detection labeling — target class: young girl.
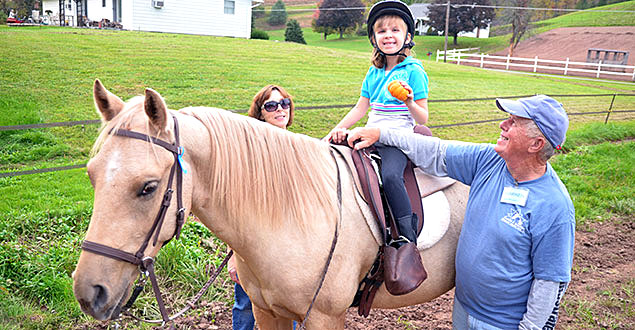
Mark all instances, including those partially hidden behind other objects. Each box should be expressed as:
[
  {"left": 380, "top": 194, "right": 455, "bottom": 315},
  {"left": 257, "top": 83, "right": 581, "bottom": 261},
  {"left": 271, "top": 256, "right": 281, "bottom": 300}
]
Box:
[{"left": 325, "top": 0, "right": 428, "bottom": 267}]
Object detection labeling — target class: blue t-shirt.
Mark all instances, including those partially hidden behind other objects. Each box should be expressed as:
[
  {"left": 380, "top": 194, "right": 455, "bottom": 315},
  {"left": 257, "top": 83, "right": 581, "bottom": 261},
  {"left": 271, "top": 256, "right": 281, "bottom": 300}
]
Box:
[
  {"left": 361, "top": 56, "right": 429, "bottom": 130},
  {"left": 445, "top": 143, "right": 575, "bottom": 329}
]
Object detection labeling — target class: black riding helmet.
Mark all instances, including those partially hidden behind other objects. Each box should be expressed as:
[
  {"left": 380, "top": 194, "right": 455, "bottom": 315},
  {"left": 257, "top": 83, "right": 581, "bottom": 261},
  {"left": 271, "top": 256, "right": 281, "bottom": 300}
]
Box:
[{"left": 366, "top": 0, "right": 416, "bottom": 54}]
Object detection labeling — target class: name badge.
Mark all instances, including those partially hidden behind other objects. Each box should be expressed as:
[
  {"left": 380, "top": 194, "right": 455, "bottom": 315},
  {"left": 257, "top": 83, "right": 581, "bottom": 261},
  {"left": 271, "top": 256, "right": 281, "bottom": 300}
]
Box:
[{"left": 500, "top": 186, "right": 529, "bottom": 206}]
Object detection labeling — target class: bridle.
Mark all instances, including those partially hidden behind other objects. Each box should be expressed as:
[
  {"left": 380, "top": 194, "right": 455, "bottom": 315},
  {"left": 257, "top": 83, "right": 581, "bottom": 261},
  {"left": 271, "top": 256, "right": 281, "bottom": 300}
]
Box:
[{"left": 81, "top": 115, "right": 224, "bottom": 325}]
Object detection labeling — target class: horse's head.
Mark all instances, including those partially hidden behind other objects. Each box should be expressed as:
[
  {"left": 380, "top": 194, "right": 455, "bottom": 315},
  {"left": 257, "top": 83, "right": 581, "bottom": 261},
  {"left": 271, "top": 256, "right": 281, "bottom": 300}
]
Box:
[{"left": 73, "top": 79, "right": 190, "bottom": 320}]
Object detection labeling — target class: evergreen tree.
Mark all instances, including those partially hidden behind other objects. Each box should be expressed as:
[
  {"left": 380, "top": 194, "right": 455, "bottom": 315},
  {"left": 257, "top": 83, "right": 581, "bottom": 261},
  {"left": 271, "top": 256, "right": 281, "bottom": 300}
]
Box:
[
  {"left": 285, "top": 19, "right": 306, "bottom": 44},
  {"left": 268, "top": 0, "right": 287, "bottom": 26}
]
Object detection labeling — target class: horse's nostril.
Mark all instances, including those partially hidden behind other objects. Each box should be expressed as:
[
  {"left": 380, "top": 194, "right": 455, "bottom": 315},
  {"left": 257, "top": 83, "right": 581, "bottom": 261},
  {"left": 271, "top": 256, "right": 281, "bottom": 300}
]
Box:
[{"left": 93, "top": 285, "right": 108, "bottom": 309}]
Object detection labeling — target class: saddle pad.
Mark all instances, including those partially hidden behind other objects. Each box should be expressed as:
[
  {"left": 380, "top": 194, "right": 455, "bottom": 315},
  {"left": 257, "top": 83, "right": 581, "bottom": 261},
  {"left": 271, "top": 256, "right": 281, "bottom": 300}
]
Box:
[
  {"left": 417, "top": 191, "right": 451, "bottom": 250},
  {"left": 355, "top": 189, "right": 452, "bottom": 251}
]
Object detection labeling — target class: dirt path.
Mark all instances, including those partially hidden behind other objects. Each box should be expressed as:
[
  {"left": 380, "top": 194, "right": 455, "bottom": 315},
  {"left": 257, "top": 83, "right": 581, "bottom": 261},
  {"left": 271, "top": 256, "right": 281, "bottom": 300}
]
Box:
[
  {"left": 494, "top": 27, "right": 635, "bottom": 66},
  {"left": 462, "top": 27, "right": 635, "bottom": 81}
]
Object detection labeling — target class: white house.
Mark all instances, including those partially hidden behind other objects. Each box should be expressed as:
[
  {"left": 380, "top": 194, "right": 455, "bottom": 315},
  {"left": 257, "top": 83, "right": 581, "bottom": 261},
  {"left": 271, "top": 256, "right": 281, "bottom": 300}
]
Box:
[
  {"left": 41, "top": 0, "right": 260, "bottom": 38},
  {"left": 409, "top": 3, "right": 489, "bottom": 38}
]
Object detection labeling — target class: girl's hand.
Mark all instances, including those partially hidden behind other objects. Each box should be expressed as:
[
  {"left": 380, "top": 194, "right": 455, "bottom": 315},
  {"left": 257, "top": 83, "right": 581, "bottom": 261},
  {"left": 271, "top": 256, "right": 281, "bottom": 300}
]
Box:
[
  {"left": 323, "top": 127, "right": 349, "bottom": 144},
  {"left": 400, "top": 81, "right": 414, "bottom": 102}
]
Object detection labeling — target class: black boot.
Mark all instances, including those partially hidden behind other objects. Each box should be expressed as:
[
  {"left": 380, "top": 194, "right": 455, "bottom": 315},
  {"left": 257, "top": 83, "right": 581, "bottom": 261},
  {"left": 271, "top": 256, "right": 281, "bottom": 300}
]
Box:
[{"left": 395, "top": 213, "right": 418, "bottom": 245}]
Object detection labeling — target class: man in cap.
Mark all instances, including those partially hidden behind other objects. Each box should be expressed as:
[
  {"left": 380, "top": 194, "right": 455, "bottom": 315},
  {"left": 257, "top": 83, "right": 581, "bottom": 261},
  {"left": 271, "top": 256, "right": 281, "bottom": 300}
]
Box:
[{"left": 347, "top": 95, "right": 575, "bottom": 330}]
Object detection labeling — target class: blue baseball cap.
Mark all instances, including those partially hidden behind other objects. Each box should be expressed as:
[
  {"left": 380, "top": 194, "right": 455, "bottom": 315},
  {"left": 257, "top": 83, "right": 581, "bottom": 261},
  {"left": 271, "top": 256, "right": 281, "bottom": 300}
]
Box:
[{"left": 496, "top": 95, "right": 569, "bottom": 149}]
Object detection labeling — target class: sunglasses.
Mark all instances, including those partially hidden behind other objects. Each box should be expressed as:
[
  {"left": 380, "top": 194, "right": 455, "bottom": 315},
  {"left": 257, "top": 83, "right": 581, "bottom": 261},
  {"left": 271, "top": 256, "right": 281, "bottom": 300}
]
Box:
[{"left": 262, "top": 98, "right": 291, "bottom": 112}]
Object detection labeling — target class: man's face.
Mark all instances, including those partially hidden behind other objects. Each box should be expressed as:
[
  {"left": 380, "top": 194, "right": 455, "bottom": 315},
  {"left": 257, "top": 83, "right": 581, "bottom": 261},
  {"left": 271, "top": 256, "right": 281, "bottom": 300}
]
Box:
[{"left": 495, "top": 114, "right": 534, "bottom": 160}]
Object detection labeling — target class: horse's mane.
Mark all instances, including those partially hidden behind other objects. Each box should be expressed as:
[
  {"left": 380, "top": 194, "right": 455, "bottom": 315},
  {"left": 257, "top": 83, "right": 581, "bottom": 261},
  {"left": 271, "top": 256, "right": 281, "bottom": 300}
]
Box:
[{"left": 180, "top": 107, "right": 338, "bottom": 229}]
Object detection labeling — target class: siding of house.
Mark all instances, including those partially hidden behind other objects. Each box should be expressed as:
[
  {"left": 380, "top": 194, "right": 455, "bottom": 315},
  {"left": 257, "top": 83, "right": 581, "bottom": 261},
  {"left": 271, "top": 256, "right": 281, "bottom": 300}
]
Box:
[
  {"left": 130, "top": 0, "right": 251, "bottom": 38},
  {"left": 42, "top": 0, "right": 252, "bottom": 39}
]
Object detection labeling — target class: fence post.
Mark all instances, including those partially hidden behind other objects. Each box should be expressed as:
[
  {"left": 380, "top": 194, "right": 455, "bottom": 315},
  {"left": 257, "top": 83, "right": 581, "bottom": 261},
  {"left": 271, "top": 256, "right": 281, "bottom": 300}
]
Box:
[
  {"left": 533, "top": 56, "right": 538, "bottom": 73},
  {"left": 604, "top": 94, "right": 616, "bottom": 124},
  {"left": 506, "top": 54, "right": 510, "bottom": 70},
  {"left": 457, "top": 53, "right": 461, "bottom": 65},
  {"left": 597, "top": 60, "right": 602, "bottom": 78},
  {"left": 632, "top": 67, "right": 635, "bottom": 81},
  {"left": 564, "top": 57, "right": 569, "bottom": 76},
  {"left": 480, "top": 53, "right": 484, "bottom": 68}
]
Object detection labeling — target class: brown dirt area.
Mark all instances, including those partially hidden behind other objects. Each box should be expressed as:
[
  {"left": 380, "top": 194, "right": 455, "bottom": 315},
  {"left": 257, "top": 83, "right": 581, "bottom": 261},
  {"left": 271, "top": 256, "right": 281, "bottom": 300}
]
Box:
[
  {"left": 470, "top": 27, "right": 635, "bottom": 81},
  {"left": 494, "top": 27, "right": 635, "bottom": 66},
  {"left": 87, "top": 216, "right": 634, "bottom": 329}
]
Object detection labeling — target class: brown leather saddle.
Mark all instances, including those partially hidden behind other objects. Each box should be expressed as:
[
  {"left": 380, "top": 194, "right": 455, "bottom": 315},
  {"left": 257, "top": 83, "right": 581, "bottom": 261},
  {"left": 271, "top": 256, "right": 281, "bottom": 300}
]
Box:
[{"left": 329, "top": 125, "right": 440, "bottom": 317}]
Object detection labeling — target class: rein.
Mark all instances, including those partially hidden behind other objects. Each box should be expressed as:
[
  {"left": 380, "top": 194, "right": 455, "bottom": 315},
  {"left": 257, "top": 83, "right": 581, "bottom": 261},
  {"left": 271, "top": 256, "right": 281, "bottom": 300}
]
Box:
[
  {"left": 297, "top": 148, "right": 342, "bottom": 329},
  {"left": 81, "top": 115, "right": 226, "bottom": 326}
]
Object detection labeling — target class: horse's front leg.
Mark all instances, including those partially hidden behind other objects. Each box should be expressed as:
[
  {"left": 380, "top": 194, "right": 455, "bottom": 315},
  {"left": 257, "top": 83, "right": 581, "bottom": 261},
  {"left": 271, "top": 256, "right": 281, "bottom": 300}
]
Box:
[
  {"left": 252, "top": 305, "right": 295, "bottom": 330},
  {"left": 252, "top": 306, "right": 345, "bottom": 330},
  {"left": 300, "top": 310, "right": 346, "bottom": 330}
]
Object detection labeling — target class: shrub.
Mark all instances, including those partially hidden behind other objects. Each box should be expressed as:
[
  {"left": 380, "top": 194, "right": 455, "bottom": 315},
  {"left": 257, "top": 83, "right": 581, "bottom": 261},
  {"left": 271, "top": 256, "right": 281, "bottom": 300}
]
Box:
[
  {"left": 285, "top": 19, "right": 306, "bottom": 44},
  {"left": 251, "top": 28, "right": 269, "bottom": 40}
]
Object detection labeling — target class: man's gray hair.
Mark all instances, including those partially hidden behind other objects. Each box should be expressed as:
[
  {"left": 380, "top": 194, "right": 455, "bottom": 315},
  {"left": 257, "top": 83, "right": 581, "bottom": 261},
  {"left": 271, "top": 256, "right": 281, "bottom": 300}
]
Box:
[{"left": 523, "top": 120, "right": 555, "bottom": 161}]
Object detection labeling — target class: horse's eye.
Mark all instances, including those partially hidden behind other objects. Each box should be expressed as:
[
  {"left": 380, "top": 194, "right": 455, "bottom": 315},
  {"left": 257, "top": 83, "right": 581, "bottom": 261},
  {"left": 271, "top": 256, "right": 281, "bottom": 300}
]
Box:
[{"left": 139, "top": 181, "right": 159, "bottom": 197}]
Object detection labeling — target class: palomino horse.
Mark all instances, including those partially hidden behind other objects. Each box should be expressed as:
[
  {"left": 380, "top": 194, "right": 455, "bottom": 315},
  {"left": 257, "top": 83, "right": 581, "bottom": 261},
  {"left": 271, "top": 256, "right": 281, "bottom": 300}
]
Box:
[{"left": 72, "top": 80, "right": 469, "bottom": 329}]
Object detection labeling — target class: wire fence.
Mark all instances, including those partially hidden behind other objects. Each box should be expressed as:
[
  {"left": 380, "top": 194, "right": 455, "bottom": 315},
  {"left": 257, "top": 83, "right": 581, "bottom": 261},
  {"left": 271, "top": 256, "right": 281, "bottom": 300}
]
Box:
[{"left": 1, "top": 93, "right": 633, "bottom": 178}]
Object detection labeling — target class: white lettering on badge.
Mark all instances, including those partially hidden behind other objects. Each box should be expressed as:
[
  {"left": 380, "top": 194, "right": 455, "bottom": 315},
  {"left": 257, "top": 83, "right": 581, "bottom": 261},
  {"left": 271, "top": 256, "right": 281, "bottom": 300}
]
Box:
[{"left": 500, "top": 186, "right": 529, "bottom": 206}]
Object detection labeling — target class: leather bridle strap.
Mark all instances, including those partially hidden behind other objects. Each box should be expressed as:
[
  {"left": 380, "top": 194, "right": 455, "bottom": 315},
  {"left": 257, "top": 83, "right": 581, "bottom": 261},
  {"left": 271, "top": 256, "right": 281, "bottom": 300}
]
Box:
[{"left": 81, "top": 115, "right": 188, "bottom": 325}]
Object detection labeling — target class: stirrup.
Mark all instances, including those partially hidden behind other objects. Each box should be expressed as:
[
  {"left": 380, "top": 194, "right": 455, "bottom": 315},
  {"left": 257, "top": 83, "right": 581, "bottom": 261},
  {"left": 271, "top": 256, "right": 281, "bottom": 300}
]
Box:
[{"left": 388, "top": 235, "right": 410, "bottom": 248}]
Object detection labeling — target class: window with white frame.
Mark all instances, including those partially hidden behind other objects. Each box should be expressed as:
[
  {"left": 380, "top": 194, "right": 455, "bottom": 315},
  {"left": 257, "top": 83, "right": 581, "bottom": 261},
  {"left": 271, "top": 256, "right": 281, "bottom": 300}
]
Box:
[{"left": 224, "top": 0, "right": 235, "bottom": 14}]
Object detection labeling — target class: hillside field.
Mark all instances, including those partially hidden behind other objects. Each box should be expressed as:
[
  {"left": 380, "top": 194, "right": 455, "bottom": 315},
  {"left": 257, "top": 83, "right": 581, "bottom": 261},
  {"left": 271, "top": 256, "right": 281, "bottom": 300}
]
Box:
[{"left": 0, "top": 13, "right": 634, "bottom": 330}]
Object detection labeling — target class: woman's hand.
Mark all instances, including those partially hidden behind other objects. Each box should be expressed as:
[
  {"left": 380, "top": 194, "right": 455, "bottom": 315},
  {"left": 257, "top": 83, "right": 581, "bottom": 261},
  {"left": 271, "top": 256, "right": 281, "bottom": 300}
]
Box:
[{"left": 227, "top": 253, "right": 240, "bottom": 284}]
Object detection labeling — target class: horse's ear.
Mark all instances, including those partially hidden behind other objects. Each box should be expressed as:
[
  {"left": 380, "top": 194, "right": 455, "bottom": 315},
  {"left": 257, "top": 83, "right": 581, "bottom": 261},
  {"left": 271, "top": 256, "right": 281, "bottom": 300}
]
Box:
[
  {"left": 93, "top": 79, "right": 125, "bottom": 122},
  {"left": 144, "top": 88, "right": 168, "bottom": 130}
]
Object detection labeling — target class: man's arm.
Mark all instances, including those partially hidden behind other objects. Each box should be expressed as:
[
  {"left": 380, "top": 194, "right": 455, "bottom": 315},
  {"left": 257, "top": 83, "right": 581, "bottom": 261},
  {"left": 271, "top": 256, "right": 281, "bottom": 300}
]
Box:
[
  {"left": 519, "top": 279, "right": 568, "bottom": 330},
  {"left": 347, "top": 127, "right": 449, "bottom": 177}
]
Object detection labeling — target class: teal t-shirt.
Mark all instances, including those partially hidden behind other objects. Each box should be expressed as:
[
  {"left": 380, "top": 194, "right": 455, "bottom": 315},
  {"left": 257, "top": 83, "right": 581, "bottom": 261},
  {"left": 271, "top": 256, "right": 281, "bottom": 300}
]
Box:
[
  {"left": 445, "top": 143, "right": 575, "bottom": 329},
  {"left": 361, "top": 56, "right": 429, "bottom": 130}
]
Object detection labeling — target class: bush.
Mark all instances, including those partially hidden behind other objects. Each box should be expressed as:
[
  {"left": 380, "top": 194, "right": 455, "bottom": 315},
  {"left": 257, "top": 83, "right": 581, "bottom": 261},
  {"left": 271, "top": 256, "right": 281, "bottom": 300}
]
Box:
[
  {"left": 251, "top": 28, "right": 269, "bottom": 40},
  {"left": 0, "top": 11, "right": 7, "bottom": 24},
  {"left": 268, "top": 0, "right": 287, "bottom": 26},
  {"left": 285, "top": 19, "right": 306, "bottom": 44},
  {"left": 356, "top": 24, "right": 368, "bottom": 36}
]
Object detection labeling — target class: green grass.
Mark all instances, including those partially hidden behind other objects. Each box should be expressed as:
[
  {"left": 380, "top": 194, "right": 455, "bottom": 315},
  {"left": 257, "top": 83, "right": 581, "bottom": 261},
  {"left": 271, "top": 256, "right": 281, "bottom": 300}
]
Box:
[{"left": 0, "top": 21, "right": 634, "bottom": 329}]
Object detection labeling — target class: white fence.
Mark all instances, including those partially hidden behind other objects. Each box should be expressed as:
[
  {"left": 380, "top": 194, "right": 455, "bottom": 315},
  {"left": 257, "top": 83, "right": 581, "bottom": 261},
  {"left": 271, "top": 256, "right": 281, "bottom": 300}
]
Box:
[{"left": 436, "top": 50, "right": 635, "bottom": 81}]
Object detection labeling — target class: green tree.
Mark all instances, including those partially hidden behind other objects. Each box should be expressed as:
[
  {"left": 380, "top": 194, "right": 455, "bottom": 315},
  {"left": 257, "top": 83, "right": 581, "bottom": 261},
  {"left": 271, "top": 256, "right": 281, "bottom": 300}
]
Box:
[
  {"left": 314, "top": 0, "right": 365, "bottom": 39},
  {"left": 268, "top": 0, "right": 287, "bottom": 26},
  {"left": 285, "top": 19, "right": 306, "bottom": 44},
  {"left": 427, "top": 0, "right": 495, "bottom": 45}
]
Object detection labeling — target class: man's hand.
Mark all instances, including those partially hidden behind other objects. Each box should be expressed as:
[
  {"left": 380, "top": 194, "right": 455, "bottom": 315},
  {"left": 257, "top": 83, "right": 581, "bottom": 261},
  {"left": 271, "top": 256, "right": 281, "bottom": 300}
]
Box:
[{"left": 347, "top": 127, "right": 381, "bottom": 150}]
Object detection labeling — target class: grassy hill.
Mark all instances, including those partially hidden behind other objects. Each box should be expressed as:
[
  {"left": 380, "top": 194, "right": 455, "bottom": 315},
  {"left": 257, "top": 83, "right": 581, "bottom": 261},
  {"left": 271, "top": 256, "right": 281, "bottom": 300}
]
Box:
[
  {"left": 0, "top": 23, "right": 633, "bottom": 329},
  {"left": 259, "top": 1, "right": 635, "bottom": 56}
]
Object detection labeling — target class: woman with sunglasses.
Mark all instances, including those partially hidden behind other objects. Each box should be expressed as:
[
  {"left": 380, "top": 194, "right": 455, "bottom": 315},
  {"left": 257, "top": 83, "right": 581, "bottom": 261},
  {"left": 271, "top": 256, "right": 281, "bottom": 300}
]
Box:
[
  {"left": 229, "top": 84, "right": 295, "bottom": 330},
  {"left": 248, "top": 84, "right": 294, "bottom": 129}
]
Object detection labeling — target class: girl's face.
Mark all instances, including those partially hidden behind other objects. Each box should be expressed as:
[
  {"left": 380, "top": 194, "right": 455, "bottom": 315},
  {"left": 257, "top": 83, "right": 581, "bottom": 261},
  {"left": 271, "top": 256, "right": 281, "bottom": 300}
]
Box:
[
  {"left": 373, "top": 17, "right": 410, "bottom": 54},
  {"left": 260, "top": 89, "right": 290, "bottom": 129}
]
